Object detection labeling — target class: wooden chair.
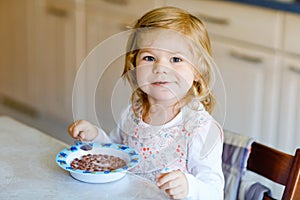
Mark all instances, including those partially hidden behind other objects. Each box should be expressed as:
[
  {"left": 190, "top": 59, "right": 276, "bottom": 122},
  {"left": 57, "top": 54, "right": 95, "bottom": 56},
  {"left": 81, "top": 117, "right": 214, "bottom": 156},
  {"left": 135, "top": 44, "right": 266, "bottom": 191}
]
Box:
[{"left": 247, "top": 142, "right": 300, "bottom": 200}]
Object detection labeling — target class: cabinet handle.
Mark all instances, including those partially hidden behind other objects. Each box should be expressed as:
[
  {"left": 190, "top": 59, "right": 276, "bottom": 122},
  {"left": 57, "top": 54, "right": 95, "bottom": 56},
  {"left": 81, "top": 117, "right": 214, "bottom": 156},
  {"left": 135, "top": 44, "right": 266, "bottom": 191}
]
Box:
[
  {"left": 102, "top": 0, "right": 128, "bottom": 5},
  {"left": 196, "top": 13, "right": 229, "bottom": 25},
  {"left": 289, "top": 66, "right": 300, "bottom": 75},
  {"left": 46, "top": 6, "right": 68, "bottom": 17},
  {"left": 229, "top": 51, "right": 263, "bottom": 64}
]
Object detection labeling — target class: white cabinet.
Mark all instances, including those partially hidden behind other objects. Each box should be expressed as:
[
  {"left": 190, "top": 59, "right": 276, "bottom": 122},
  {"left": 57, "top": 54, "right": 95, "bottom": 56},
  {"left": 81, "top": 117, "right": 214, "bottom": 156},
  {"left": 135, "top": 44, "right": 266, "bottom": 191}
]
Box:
[
  {"left": 278, "top": 13, "right": 300, "bottom": 153},
  {"left": 33, "top": 0, "right": 81, "bottom": 123},
  {"left": 211, "top": 40, "right": 280, "bottom": 145},
  {"left": 0, "top": 0, "right": 84, "bottom": 124},
  {"left": 283, "top": 13, "right": 300, "bottom": 55},
  {"left": 165, "top": 0, "right": 282, "bottom": 49},
  {"left": 0, "top": 0, "right": 36, "bottom": 108},
  {"left": 278, "top": 55, "right": 300, "bottom": 153}
]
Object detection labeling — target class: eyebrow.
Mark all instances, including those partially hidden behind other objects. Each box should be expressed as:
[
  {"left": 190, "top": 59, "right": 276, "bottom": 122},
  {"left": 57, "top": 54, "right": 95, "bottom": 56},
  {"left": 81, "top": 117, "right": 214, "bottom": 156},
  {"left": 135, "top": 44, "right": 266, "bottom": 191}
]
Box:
[
  {"left": 138, "top": 49, "right": 152, "bottom": 54},
  {"left": 138, "top": 48, "right": 188, "bottom": 57}
]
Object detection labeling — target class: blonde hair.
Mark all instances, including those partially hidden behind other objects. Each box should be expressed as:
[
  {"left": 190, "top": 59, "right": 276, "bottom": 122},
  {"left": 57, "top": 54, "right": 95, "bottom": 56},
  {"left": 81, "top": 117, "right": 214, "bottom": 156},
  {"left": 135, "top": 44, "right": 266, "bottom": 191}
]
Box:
[{"left": 122, "top": 6, "right": 215, "bottom": 117}]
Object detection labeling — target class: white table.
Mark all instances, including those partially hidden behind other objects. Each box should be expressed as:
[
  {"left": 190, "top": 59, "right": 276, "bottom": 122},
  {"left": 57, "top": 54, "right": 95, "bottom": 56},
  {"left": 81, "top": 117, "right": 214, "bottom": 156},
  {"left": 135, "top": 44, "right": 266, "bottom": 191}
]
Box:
[{"left": 0, "top": 116, "right": 170, "bottom": 200}]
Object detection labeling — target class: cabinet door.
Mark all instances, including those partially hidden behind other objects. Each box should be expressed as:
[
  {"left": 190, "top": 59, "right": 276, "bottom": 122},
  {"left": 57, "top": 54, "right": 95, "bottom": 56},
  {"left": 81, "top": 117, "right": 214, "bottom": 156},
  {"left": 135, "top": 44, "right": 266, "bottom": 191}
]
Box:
[
  {"left": 284, "top": 13, "right": 300, "bottom": 55},
  {"left": 278, "top": 56, "right": 300, "bottom": 154},
  {"left": 0, "top": 0, "right": 36, "bottom": 107},
  {"left": 165, "top": 0, "right": 282, "bottom": 49},
  {"left": 211, "top": 40, "right": 280, "bottom": 146},
  {"left": 34, "top": 0, "right": 79, "bottom": 123}
]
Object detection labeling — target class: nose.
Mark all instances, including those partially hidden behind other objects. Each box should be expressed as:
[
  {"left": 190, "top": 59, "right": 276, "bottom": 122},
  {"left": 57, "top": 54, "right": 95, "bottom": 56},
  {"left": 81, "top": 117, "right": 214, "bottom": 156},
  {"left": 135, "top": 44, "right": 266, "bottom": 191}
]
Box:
[{"left": 152, "top": 61, "right": 170, "bottom": 74}]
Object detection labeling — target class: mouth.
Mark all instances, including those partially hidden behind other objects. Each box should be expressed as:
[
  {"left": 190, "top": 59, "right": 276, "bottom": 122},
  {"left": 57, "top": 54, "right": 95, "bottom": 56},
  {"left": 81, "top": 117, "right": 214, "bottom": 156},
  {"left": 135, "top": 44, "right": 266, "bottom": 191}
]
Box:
[{"left": 151, "top": 81, "right": 171, "bottom": 86}]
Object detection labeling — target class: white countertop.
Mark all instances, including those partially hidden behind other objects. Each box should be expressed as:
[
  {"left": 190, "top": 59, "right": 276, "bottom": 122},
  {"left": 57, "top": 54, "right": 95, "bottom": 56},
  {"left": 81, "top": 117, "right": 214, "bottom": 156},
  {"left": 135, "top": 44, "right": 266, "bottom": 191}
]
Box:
[{"left": 0, "top": 116, "right": 170, "bottom": 200}]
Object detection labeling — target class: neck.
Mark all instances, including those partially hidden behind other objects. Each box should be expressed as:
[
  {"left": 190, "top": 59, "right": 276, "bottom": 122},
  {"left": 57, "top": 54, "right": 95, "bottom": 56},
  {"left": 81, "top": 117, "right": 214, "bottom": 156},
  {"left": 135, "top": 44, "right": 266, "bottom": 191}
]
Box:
[{"left": 143, "top": 99, "right": 181, "bottom": 125}]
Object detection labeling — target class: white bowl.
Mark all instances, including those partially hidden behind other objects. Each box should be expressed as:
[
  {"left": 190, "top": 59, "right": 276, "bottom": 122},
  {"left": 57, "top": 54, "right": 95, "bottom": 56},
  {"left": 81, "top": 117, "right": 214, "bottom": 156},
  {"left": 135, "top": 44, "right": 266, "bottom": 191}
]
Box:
[{"left": 56, "top": 142, "right": 140, "bottom": 183}]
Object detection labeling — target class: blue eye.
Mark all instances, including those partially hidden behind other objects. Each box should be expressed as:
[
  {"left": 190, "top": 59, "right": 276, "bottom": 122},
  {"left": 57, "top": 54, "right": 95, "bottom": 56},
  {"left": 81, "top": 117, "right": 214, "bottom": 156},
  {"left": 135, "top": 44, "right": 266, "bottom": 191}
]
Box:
[
  {"left": 143, "top": 56, "right": 156, "bottom": 62},
  {"left": 170, "top": 57, "right": 182, "bottom": 63}
]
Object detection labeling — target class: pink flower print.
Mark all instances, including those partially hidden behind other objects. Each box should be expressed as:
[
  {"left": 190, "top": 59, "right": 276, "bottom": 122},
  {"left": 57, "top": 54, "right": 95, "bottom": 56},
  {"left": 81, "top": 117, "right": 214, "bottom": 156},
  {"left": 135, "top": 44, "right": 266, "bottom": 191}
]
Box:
[
  {"left": 140, "top": 147, "right": 157, "bottom": 160},
  {"left": 142, "top": 147, "right": 151, "bottom": 159},
  {"left": 176, "top": 144, "right": 185, "bottom": 164},
  {"left": 134, "top": 127, "right": 140, "bottom": 139}
]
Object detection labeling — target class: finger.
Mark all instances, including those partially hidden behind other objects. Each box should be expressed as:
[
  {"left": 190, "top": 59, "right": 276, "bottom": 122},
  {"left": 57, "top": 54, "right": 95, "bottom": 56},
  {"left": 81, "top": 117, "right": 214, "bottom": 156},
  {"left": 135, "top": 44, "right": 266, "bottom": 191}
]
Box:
[
  {"left": 158, "top": 178, "right": 181, "bottom": 191},
  {"left": 73, "top": 125, "right": 89, "bottom": 139},
  {"left": 157, "top": 170, "right": 181, "bottom": 187},
  {"left": 169, "top": 191, "right": 186, "bottom": 200},
  {"left": 164, "top": 185, "right": 184, "bottom": 195},
  {"left": 68, "top": 123, "right": 74, "bottom": 135},
  {"left": 68, "top": 122, "right": 78, "bottom": 138},
  {"left": 69, "top": 120, "right": 87, "bottom": 139}
]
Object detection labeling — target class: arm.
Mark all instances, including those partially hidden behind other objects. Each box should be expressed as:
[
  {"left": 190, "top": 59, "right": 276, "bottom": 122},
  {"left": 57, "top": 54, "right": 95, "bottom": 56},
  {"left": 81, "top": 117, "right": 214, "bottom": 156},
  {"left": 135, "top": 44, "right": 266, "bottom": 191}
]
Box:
[
  {"left": 92, "top": 126, "right": 122, "bottom": 144},
  {"left": 185, "top": 121, "right": 224, "bottom": 200},
  {"left": 156, "top": 121, "right": 224, "bottom": 200},
  {"left": 92, "top": 105, "right": 131, "bottom": 144}
]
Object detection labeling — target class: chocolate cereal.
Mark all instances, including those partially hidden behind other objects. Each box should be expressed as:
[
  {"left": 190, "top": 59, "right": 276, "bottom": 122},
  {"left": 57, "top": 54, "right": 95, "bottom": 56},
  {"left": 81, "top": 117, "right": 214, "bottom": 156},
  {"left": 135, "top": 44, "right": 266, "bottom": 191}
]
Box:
[{"left": 70, "top": 154, "right": 126, "bottom": 172}]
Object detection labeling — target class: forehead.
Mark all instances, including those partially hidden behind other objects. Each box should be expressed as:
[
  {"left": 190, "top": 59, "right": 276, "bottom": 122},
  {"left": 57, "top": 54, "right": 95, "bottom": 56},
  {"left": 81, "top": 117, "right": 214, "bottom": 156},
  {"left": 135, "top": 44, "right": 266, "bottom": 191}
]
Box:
[{"left": 136, "top": 29, "right": 194, "bottom": 57}]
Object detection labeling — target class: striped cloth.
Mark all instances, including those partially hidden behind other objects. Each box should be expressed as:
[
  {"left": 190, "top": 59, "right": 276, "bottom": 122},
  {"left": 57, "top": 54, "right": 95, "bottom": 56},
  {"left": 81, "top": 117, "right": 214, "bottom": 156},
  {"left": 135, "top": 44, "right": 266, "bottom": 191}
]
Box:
[{"left": 222, "top": 130, "right": 254, "bottom": 200}]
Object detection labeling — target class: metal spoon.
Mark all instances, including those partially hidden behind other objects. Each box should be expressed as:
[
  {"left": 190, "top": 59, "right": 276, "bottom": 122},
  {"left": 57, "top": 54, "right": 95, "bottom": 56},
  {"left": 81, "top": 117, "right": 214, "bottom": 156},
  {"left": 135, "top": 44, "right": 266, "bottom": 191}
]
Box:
[
  {"left": 76, "top": 131, "right": 93, "bottom": 151},
  {"left": 80, "top": 142, "right": 93, "bottom": 151}
]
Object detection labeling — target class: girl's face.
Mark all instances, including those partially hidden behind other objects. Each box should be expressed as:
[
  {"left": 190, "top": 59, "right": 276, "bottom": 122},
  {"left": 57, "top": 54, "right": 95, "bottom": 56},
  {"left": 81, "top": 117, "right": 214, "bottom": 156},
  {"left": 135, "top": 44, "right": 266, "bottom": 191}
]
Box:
[{"left": 135, "top": 29, "right": 197, "bottom": 105}]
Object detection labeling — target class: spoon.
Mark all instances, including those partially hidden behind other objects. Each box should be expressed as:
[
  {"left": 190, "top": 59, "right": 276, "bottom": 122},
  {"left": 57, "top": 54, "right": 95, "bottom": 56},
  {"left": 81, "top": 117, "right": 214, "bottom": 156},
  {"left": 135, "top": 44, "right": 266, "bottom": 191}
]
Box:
[
  {"left": 76, "top": 131, "right": 93, "bottom": 151},
  {"left": 80, "top": 142, "right": 93, "bottom": 151}
]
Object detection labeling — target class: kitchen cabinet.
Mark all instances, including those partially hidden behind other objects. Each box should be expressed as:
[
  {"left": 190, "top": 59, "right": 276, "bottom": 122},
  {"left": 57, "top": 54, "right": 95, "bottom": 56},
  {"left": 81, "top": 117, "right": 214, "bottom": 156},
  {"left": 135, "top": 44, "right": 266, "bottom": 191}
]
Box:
[
  {"left": 283, "top": 13, "right": 300, "bottom": 55},
  {"left": 210, "top": 40, "right": 281, "bottom": 145},
  {"left": 278, "top": 13, "right": 300, "bottom": 153},
  {"left": 0, "top": 0, "right": 36, "bottom": 108},
  {"left": 0, "top": 0, "right": 84, "bottom": 124},
  {"left": 165, "top": 0, "right": 282, "bottom": 49},
  {"left": 278, "top": 55, "right": 300, "bottom": 153},
  {"left": 33, "top": 0, "right": 80, "bottom": 122}
]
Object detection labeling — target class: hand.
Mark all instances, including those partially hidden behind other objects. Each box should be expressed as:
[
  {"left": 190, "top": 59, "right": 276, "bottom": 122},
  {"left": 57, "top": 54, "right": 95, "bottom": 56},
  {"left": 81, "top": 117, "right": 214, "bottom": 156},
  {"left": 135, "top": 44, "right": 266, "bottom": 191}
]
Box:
[
  {"left": 68, "top": 120, "right": 98, "bottom": 141},
  {"left": 156, "top": 170, "right": 188, "bottom": 199}
]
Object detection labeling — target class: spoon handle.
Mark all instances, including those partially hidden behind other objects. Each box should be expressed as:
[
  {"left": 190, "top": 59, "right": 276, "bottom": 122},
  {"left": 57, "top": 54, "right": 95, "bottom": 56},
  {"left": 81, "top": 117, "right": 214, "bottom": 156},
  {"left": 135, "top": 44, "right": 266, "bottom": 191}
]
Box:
[{"left": 74, "top": 140, "right": 93, "bottom": 151}]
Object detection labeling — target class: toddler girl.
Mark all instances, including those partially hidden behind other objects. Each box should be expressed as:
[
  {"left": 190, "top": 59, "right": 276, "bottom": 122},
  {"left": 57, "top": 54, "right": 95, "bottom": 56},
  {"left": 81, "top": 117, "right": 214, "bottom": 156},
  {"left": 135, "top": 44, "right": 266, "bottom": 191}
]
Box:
[{"left": 69, "top": 6, "right": 224, "bottom": 200}]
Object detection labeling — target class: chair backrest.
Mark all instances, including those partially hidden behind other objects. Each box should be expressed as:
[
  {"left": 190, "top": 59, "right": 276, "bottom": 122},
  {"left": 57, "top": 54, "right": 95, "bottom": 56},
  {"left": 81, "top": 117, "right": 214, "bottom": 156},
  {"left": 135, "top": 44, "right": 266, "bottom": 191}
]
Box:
[{"left": 247, "top": 142, "right": 300, "bottom": 200}]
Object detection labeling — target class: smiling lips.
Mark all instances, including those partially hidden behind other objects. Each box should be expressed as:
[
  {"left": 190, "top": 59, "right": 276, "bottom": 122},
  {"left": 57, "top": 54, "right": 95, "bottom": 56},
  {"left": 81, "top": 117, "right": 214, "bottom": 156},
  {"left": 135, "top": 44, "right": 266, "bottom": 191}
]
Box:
[{"left": 152, "top": 81, "right": 171, "bottom": 86}]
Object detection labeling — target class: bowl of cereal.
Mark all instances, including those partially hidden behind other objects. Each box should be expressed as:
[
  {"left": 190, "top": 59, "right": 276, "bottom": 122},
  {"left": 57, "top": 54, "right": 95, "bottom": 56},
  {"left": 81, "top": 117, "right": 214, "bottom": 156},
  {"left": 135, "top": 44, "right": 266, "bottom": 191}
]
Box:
[{"left": 56, "top": 142, "right": 140, "bottom": 183}]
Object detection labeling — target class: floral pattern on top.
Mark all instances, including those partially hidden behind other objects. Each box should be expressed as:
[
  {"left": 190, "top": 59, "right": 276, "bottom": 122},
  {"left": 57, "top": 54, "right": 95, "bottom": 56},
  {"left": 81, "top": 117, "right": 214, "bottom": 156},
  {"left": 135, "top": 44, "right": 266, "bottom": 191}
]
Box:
[{"left": 119, "top": 99, "right": 212, "bottom": 181}]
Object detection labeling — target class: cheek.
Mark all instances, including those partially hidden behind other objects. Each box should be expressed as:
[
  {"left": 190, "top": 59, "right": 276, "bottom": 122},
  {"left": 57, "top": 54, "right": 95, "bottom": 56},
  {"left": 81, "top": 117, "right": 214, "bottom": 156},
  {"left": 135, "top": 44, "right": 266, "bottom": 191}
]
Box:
[
  {"left": 136, "top": 66, "right": 149, "bottom": 87},
  {"left": 179, "top": 70, "right": 195, "bottom": 88}
]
